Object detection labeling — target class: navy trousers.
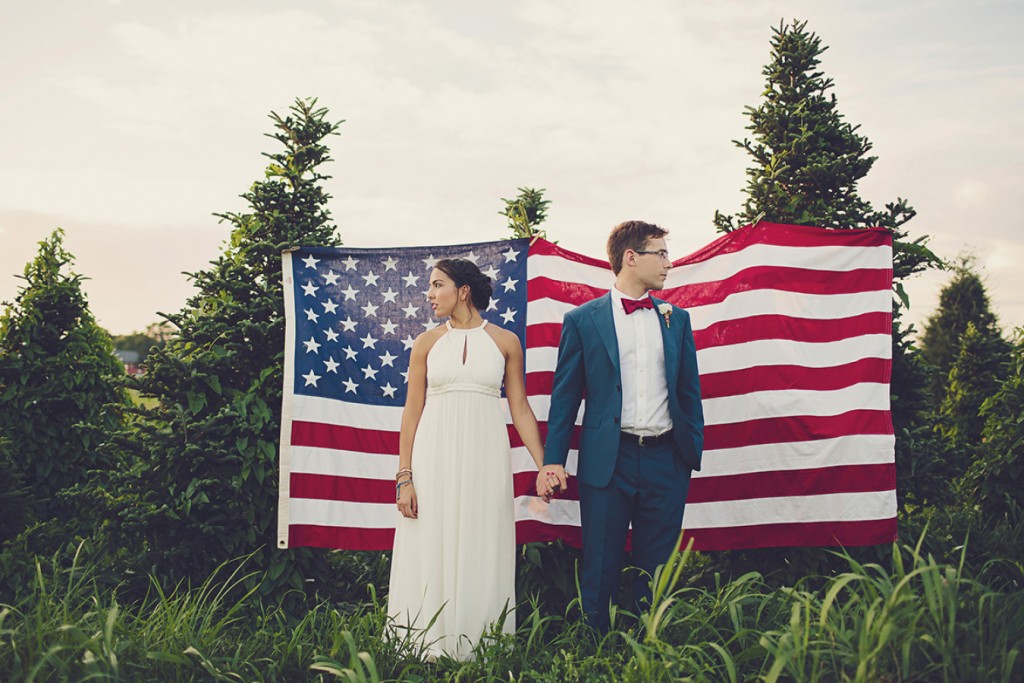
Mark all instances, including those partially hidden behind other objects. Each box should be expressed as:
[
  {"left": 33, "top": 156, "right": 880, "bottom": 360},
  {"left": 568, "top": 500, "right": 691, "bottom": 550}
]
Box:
[{"left": 577, "top": 437, "right": 691, "bottom": 632}]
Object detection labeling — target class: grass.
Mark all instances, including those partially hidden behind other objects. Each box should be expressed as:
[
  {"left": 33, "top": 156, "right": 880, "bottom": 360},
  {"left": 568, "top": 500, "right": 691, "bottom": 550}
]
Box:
[{"left": 1, "top": 533, "right": 1021, "bottom": 682}]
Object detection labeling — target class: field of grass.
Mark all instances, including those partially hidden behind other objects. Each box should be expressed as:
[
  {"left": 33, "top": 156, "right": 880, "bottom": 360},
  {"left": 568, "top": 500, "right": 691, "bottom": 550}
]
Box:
[{"left": 1, "top": 535, "right": 1021, "bottom": 682}]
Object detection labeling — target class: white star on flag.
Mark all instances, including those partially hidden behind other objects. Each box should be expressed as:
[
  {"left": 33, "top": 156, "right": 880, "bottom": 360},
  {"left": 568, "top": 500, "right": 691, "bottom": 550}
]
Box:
[
  {"left": 379, "top": 350, "right": 398, "bottom": 367},
  {"left": 382, "top": 383, "right": 397, "bottom": 398},
  {"left": 302, "top": 254, "right": 320, "bottom": 269},
  {"left": 301, "top": 369, "right": 321, "bottom": 386},
  {"left": 324, "top": 357, "right": 340, "bottom": 373},
  {"left": 501, "top": 277, "right": 518, "bottom": 292},
  {"left": 301, "top": 281, "right": 319, "bottom": 297},
  {"left": 303, "top": 337, "right": 321, "bottom": 354},
  {"left": 324, "top": 270, "right": 340, "bottom": 285},
  {"left": 322, "top": 299, "right": 339, "bottom": 314},
  {"left": 359, "top": 333, "right": 378, "bottom": 349},
  {"left": 402, "top": 273, "right": 419, "bottom": 287},
  {"left": 342, "top": 256, "right": 358, "bottom": 271},
  {"left": 324, "top": 328, "right": 339, "bottom": 342},
  {"left": 362, "top": 365, "right": 379, "bottom": 380},
  {"left": 361, "top": 302, "right": 379, "bottom": 318},
  {"left": 342, "top": 378, "right": 358, "bottom": 393},
  {"left": 383, "top": 257, "right": 399, "bottom": 271}
]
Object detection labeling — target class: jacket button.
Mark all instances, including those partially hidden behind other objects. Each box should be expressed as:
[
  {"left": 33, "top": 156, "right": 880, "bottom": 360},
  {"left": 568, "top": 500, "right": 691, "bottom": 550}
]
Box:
[
  {"left": 616, "top": 384, "right": 621, "bottom": 391},
  {"left": 613, "top": 417, "right": 620, "bottom": 424}
]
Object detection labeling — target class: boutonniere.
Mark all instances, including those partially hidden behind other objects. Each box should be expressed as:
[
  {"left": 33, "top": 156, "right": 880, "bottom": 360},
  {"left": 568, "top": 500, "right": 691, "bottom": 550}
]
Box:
[{"left": 657, "top": 303, "right": 673, "bottom": 328}]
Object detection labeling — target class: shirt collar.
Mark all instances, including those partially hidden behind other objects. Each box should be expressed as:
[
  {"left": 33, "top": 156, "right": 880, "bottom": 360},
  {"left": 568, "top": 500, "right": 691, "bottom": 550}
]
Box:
[{"left": 611, "top": 285, "right": 651, "bottom": 306}]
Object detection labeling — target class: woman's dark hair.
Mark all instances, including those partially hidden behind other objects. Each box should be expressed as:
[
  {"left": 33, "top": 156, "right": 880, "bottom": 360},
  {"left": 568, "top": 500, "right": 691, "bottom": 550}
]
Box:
[{"left": 435, "top": 258, "right": 493, "bottom": 311}]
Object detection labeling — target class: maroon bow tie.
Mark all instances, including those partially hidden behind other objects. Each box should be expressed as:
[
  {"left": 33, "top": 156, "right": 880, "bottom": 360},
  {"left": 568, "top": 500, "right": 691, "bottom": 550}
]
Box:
[{"left": 622, "top": 297, "right": 654, "bottom": 314}]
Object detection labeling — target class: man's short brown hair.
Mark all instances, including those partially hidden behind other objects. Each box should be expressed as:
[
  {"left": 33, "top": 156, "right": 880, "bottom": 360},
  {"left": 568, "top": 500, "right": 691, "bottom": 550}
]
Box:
[{"left": 606, "top": 220, "right": 668, "bottom": 274}]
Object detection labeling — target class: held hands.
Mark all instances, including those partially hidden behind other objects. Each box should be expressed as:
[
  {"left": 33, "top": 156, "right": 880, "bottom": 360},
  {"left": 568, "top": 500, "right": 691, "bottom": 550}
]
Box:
[{"left": 535, "top": 464, "right": 568, "bottom": 503}]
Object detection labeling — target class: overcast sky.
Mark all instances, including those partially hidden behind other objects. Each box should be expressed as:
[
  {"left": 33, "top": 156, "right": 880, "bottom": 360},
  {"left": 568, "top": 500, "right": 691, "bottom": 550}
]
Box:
[{"left": 2, "top": 0, "right": 1022, "bottom": 335}]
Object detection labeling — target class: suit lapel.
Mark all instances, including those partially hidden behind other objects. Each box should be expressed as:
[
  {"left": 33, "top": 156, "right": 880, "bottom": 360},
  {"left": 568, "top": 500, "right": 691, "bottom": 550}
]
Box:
[
  {"left": 587, "top": 293, "right": 620, "bottom": 374},
  {"left": 651, "top": 296, "right": 679, "bottom": 383}
]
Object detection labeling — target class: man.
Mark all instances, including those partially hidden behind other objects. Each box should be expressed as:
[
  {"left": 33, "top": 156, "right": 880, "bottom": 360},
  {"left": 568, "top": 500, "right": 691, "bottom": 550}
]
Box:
[{"left": 537, "top": 220, "right": 704, "bottom": 633}]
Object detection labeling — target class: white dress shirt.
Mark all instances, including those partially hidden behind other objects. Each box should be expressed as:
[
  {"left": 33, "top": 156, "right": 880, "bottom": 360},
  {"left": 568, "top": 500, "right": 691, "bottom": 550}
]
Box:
[{"left": 609, "top": 286, "right": 673, "bottom": 437}]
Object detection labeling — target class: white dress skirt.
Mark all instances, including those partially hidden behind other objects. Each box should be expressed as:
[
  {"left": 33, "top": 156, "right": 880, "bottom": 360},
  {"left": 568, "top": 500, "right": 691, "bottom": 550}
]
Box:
[{"left": 387, "top": 321, "right": 516, "bottom": 660}]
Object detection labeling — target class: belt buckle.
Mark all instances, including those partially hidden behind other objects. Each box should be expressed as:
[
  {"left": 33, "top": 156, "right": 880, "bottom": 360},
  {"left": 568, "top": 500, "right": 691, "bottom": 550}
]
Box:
[{"left": 637, "top": 434, "right": 647, "bottom": 447}]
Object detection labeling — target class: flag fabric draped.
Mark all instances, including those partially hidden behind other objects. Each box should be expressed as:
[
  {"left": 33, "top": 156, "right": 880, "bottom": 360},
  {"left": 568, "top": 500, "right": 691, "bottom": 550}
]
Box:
[{"left": 277, "top": 222, "right": 897, "bottom": 552}]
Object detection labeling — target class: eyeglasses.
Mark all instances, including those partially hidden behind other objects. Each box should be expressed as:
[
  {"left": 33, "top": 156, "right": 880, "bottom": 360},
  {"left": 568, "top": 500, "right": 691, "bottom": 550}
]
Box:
[{"left": 633, "top": 249, "right": 671, "bottom": 261}]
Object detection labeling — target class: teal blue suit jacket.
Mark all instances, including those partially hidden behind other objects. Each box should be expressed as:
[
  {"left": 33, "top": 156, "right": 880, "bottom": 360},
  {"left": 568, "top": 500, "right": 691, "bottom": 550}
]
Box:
[{"left": 543, "top": 293, "right": 704, "bottom": 488}]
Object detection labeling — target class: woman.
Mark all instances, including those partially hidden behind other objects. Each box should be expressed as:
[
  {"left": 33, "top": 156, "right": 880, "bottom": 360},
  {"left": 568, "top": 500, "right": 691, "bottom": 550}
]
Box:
[{"left": 387, "top": 258, "right": 547, "bottom": 660}]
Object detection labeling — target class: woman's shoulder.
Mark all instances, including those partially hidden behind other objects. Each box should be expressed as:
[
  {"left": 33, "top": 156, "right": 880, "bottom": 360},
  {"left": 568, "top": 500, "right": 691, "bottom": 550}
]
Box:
[
  {"left": 484, "top": 323, "right": 519, "bottom": 351},
  {"left": 411, "top": 324, "right": 447, "bottom": 354}
]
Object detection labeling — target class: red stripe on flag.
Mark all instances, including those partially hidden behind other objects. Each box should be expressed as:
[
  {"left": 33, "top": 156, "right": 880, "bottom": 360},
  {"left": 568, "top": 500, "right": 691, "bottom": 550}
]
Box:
[
  {"left": 289, "top": 524, "right": 395, "bottom": 551},
  {"left": 699, "top": 358, "right": 892, "bottom": 399},
  {"left": 693, "top": 312, "right": 891, "bottom": 349},
  {"left": 527, "top": 277, "right": 606, "bottom": 306},
  {"left": 293, "top": 516, "right": 897, "bottom": 553},
  {"left": 676, "top": 223, "right": 893, "bottom": 266},
  {"left": 529, "top": 267, "right": 891, "bottom": 309},
  {"left": 291, "top": 473, "right": 393, "bottom": 503},
  {"left": 526, "top": 359, "right": 891, "bottom": 400},
  {"left": 704, "top": 410, "right": 893, "bottom": 450},
  {"left": 508, "top": 463, "right": 894, "bottom": 503},
  {"left": 684, "top": 463, "right": 895, "bottom": 504},
  {"left": 668, "top": 267, "right": 892, "bottom": 308},
  {"left": 291, "top": 421, "right": 398, "bottom": 454}
]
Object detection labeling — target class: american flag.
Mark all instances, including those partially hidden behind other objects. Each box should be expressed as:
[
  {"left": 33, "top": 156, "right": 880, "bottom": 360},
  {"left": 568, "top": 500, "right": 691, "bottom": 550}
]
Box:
[{"left": 277, "top": 223, "right": 896, "bottom": 551}]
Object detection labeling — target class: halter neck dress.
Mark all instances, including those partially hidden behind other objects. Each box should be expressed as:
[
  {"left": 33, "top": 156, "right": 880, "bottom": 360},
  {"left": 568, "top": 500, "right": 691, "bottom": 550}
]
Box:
[{"left": 387, "top": 320, "right": 515, "bottom": 660}]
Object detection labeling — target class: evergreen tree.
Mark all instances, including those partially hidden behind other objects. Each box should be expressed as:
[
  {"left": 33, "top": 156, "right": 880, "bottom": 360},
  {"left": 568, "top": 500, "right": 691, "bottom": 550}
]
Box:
[
  {"left": 919, "top": 257, "right": 1007, "bottom": 400},
  {"left": 90, "top": 99, "right": 343, "bottom": 593},
  {"left": 939, "top": 321, "right": 1011, "bottom": 449},
  {"left": 712, "top": 19, "right": 937, "bottom": 294},
  {"left": 965, "top": 329, "right": 1024, "bottom": 521},
  {"left": 500, "top": 186, "right": 550, "bottom": 240},
  {"left": 0, "top": 229, "right": 125, "bottom": 538}
]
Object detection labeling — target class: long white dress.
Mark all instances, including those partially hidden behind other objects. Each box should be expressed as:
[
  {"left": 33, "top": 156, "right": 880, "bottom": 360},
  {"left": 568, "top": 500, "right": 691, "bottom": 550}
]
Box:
[{"left": 387, "top": 321, "right": 516, "bottom": 660}]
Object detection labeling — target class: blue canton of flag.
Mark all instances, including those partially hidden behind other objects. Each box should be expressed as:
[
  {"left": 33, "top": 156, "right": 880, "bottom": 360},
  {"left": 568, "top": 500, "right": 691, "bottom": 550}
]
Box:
[{"left": 289, "top": 238, "right": 530, "bottom": 407}]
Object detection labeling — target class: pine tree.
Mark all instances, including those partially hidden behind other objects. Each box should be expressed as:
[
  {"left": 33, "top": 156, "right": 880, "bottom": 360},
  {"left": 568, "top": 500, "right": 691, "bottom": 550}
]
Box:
[
  {"left": 919, "top": 257, "right": 1007, "bottom": 401},
  {"left": 964, "top": 329, "right": 1024, "bottom": 521},
  {"left": 500, "top": 186, "right": 550, "bottom": 240},
  {"left": 91, "top": 99, "right": 343, "bottom": 593},
  {"left": 939, "top": 322, "right": 1010, "bottom": 448},
  {"left": 0, "top": 230, "right": 125, "bottom": 539},
  {"left": 713, "top": 19, "right": 937, "bottom": 295}
]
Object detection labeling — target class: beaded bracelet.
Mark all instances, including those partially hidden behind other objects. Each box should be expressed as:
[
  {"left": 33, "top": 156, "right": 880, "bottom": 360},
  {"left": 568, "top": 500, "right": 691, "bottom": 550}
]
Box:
[
  {"left": 396, "top": 468, "right": 413, "bottom": 481},
  {"left": 395, "top": 478, "right": 414, "bottom": 502}
]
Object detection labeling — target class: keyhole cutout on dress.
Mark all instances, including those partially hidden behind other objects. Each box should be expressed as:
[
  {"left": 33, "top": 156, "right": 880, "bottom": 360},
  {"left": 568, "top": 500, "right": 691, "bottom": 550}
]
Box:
[{"left": 462, "top": 336, "right": 468, "bottom": 365}]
